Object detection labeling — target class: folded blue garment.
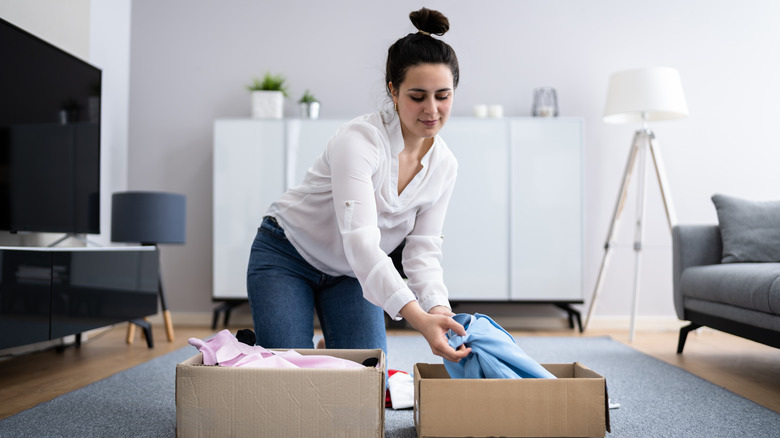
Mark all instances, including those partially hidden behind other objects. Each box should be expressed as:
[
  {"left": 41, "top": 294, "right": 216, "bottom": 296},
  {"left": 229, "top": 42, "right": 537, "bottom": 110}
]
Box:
[{"left": 445, "top": 313, "right": 556, "bottom": 379}]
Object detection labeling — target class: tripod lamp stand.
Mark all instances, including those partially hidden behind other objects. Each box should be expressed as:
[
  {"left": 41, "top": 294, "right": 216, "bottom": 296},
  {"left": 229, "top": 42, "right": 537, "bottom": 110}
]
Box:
[
  {"left": 583, "top": 67, "right": 688, "bottom": 340},
  {"left": 112, "top": 191, "right": 186, "bottom": 344}
]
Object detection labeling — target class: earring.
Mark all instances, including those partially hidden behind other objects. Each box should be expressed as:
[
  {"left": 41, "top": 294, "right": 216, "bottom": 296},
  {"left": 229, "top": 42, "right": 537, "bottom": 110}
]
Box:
[{"left": 394, "top": 102, "right": 398, "bottom": 112}]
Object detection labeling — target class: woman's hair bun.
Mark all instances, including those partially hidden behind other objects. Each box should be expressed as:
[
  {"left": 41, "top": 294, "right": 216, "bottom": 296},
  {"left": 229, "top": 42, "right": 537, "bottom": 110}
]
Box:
[
  {"left": 409, "top": 7, "right": 449, "bottom": 36},
  {"left": 385, "top": 7, "right": 459, "bottom": 95}
]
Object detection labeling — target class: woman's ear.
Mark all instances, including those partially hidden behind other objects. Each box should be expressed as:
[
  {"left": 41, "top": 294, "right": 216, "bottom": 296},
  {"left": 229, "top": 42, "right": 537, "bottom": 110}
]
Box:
[{"left": 389, "top": 83, "right": 399, "bottom": 111}]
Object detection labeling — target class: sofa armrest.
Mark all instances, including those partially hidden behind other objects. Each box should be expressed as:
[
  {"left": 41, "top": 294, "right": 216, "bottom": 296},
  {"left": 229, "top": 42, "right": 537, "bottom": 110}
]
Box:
[{"left": 671, "top": 225, "right": 723, "bottom": 319}]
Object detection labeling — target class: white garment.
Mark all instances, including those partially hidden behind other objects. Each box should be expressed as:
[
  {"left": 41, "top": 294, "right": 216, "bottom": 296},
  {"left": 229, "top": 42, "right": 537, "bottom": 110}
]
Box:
[
  {"left": 267, "top": 107, "right": 458, "bottom": 319},
  {"left": 388, "top": 371, "right": 415, "bottom": 410}
]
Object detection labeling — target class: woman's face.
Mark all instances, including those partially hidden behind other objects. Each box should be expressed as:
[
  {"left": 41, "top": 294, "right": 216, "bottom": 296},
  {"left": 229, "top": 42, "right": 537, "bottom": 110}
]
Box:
[{"left": 391, "top": 63, "right": 454, "bottom": 144}]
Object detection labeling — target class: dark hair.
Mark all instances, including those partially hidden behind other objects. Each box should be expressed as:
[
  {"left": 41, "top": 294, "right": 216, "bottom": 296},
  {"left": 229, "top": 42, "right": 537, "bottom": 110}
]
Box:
[{"left": 385, "top": 8, "right": 459, "bottom": 97}]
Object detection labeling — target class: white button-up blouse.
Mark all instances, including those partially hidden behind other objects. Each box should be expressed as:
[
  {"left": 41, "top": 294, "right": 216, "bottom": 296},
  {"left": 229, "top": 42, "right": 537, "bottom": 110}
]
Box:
[{"left": 266, "top": 107, "right": 458, "bottom": 319}]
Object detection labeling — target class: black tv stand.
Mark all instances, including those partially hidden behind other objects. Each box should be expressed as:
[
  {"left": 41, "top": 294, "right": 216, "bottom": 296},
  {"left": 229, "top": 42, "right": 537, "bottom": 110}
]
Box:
[{"left": 0, "top": 246, "right": 160, "bottom": 350}]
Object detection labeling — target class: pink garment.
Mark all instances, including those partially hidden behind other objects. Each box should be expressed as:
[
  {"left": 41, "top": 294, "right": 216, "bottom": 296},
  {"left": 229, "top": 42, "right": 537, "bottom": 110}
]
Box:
[{"left": 188, "top": 330, "right": 366, "bottom": 369}]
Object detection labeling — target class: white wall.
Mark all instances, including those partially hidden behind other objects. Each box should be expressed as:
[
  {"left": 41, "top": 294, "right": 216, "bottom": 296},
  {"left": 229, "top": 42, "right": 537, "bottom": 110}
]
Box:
[
  {"left": 89, "top": 0, "right": 132, "bottom": 246},
  {"left": 8, "top": 1, "right": 780, "bottom": 325}
]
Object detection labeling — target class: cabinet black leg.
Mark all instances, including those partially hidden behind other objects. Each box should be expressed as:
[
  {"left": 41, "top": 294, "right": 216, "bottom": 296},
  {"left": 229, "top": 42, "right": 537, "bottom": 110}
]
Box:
[
  {"left": 554, "top": 303, "right": 583, "bottom": 333},
  {"left": 211, "top": 300, "right": 248, "bottom": 330},
  {"left": 55, "top": 333, "right": 83, "bottom": 353}
]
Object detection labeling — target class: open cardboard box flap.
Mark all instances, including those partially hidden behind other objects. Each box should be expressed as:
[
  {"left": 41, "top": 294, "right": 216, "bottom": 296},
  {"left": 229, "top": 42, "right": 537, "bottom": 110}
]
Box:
[{"left": 414, "top": 362, "right": 610, "bottom": 438}]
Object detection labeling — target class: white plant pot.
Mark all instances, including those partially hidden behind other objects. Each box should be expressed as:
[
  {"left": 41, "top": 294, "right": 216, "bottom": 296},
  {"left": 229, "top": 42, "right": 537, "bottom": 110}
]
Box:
[
  {"left": 299, "top": 102, "right": 320, "bottom": 119},
  {"left": 251, "top": 90, "right": 284, "bottom": 119}
]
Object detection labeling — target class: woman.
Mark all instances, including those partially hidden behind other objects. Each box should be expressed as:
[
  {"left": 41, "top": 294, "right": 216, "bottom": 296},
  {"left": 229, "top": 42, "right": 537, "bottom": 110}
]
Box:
[{"left": 246, "top": 7, "right": 470, "bottom": 363}]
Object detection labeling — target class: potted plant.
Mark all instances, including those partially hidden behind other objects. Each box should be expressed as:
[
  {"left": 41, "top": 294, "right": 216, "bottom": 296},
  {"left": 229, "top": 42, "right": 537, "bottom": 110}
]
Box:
[
  {"left": 247, "top": 72, "right": 289, "bottom": 119},
  {"left": 298, "top": 89, "right": 320, "bottom": 119}
]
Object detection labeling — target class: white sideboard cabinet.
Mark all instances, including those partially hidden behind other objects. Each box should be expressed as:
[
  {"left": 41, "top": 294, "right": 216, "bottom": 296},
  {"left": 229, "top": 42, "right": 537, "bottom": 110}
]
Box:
[{"left": 213, "top": 117, "right": 583, "bottom": 327}]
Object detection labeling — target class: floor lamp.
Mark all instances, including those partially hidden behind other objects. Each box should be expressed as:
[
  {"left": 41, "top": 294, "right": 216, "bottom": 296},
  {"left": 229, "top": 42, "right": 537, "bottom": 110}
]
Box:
[
  {"left": 112, "top": 191, "right": 187, "bottom": 344},
  {"left": 583, "top": 67, "right": 688, "bottom": 340}
]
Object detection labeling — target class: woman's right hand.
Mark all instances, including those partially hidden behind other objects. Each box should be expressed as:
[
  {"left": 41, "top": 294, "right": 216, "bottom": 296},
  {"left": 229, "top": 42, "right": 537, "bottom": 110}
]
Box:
[{"left": 400, "top": 301, "right": 471, "bottom": 363}]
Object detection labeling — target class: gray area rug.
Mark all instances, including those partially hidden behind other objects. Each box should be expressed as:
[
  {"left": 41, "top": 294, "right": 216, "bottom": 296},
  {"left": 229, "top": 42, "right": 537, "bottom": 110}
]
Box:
[{"left": 1, "top": 335, "right": 778, "bottom": 437}]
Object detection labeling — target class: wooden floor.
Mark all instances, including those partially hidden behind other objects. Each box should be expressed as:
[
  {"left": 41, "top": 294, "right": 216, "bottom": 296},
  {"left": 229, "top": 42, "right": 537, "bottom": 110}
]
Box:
[{"left": 1, "top": 323, "right": 778, "bottom": 420}]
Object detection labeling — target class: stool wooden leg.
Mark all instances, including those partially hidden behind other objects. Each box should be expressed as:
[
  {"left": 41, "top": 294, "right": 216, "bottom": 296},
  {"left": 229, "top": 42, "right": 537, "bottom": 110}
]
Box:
[
  {"left": 163, "top": 309, "right": 175, "bottom": 342},
  {"left": 126, "top": 322, "right": 136, "bottom": 344}
]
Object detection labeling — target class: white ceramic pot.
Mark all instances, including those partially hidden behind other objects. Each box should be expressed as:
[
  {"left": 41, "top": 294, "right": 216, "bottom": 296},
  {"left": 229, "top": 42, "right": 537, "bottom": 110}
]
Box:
[
  {"left": 299, "top": 102, "right": 320, "bottom": 119},
  {"left": 251, "top": 90, "right": 284, "bottom": 119}
]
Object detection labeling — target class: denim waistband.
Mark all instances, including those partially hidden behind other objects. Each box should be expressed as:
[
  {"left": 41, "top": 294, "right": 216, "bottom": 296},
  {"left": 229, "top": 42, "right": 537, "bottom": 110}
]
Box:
[{"left": 261, "top": 215, "right": 286, "bottom": 237}]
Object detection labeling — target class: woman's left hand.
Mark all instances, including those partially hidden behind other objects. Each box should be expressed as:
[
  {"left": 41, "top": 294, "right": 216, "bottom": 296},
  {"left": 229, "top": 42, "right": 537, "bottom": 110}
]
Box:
[{"left": 400, "top": 302, "right": 470, "bottom": 362}]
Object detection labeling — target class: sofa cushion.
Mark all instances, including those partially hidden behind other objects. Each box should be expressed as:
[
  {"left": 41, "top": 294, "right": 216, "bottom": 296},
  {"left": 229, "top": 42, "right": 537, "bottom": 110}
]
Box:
[
  {"left": 680, "top": 263, "right": 780, "bottom": 314},
  {"left": 684, "top": 298, "right": 780, "bottom": 332},
  {"left": 712, "top": 194, "right": 780, "bottom": 263}
]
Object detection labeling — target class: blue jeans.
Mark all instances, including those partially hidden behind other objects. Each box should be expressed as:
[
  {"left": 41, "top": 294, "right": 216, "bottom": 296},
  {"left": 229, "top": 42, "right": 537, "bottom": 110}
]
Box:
[{"left": 246, "top": 216, "right": 387, "bottom": 356}]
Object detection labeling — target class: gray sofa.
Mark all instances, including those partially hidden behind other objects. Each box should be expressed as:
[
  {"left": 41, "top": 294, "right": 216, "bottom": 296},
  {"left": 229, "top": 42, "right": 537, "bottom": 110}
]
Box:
[
  {"left": 672, "top": 194, "right": 780, "bottom": 354},
  {"left": 672, "top": 224, "right": 780, "bottom": 353}
]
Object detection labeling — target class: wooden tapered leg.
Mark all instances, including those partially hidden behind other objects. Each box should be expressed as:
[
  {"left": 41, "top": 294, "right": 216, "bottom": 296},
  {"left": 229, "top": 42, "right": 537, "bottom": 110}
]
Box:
[
  {"left": 126, "top": 323, "right": 136, "bottom": 344},
  {"left": 162, "top": 309, "right": 175, "bottom": 342}
]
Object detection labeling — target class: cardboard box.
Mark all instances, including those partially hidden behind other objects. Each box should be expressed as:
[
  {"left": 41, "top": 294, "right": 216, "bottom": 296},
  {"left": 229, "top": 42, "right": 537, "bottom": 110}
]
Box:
[
  {"left": 414, "top": 362, "right": 610, "bottom": 438},
  {"left": 176, "top": 349, "right": 385, "bottom": 438}
]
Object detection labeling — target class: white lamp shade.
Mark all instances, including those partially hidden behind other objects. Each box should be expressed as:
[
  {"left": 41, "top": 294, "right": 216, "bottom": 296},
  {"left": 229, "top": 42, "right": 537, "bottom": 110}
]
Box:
[{"left": 603, "top": 67, "right": 689, "bottom": 124}]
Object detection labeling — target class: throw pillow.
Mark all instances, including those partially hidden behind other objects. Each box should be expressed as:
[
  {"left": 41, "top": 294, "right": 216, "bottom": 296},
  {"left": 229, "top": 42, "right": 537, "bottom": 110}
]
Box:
[{"left": 711, "top": 193, "right": 780, "bottom": 263}]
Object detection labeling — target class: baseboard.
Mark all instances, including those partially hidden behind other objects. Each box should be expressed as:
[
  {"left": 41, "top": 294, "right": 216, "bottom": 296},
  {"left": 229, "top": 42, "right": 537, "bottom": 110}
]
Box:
[{"left": 586, "top": 315, "right": 687, "bottom": 332}]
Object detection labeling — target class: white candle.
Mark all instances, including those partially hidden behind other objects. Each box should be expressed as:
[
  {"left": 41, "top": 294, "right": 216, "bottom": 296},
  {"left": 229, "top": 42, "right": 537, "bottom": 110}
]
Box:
[{"left": 488, "top": 105, "right": 504, "bottom": 118}]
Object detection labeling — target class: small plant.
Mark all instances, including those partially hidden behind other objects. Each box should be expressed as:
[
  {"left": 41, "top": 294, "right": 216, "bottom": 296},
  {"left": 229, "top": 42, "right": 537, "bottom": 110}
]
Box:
[
  {"left": 247, "top": 72, "right": 289, "bottom": 97},
  {"left": 298, "top": 89, "right": 318, "bottom": 104}
]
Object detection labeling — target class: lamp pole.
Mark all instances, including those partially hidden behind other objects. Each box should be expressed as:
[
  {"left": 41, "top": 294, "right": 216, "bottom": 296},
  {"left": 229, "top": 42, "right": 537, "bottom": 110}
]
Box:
[
  {"left": 583, "top": 128, "right": 677, "bottom": 340},
  {"left": 629, "top": 127, "right": 650, "bottom": 341}
]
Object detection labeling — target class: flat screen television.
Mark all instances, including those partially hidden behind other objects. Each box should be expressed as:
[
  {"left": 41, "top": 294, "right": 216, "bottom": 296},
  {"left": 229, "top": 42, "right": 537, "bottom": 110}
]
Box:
[{"left": 0, "top": 17, "right": 101, "bottom": 235}]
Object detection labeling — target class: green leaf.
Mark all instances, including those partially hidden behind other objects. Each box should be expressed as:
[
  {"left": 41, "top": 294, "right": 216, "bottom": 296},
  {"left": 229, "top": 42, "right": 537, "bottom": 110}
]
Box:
[{"left": 246, "top": 72, "right": 289, "bottom": 97}]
